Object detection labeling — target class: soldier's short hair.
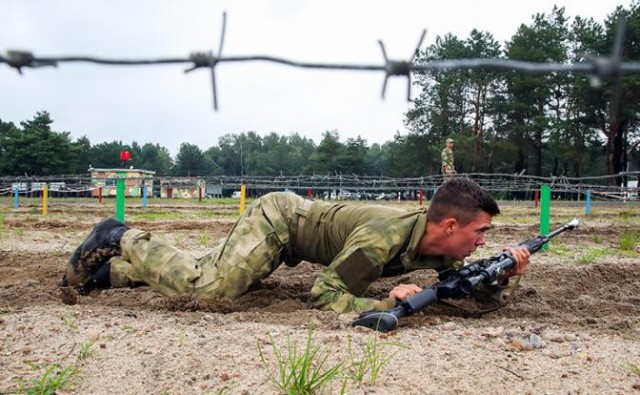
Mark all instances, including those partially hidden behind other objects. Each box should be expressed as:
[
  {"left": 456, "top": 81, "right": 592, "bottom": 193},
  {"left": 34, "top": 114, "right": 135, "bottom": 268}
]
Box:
[
  {"left": 427, "top": 178, "right": 499, "bottom": 225},
  {"left": 446, "top": 138, "right": 454, "bottom": 144}
]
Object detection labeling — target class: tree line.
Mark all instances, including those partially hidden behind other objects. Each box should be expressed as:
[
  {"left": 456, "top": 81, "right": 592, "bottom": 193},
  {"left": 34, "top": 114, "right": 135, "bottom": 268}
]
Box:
[{"left": 1, "top": 4, "right": 639, "bottom": 180}]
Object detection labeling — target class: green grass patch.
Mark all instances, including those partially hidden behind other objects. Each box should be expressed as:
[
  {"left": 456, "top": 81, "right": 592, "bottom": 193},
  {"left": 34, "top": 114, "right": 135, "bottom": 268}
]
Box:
[
  {"left": 60, "top": 315, "right": 78, "bottom": 332},
  {"left": 198, "top": 231, "right": 210, "bottom": 247},
  {"left": 258, "top": 325, "right": 405, "bottom": 394},
  {"left": 122, "top": 324, "right": 135, "bottom": 333},
  {"left": 129, "top": 208, "right": 239, "bottom": 222},
  {"left": 77, "top": 340, "right": 96, "bottom": 361},
  {"left": 619, "top": 210, "right": 634, "bottom": 221},
  {"left": 130, "top": 210, "right": 184, "bottom": 221},
  {"left": 15, "top": 362, "right": 79, "bottom": 394},
  {"left": 547, "top": 244, "right": 573, "bottom": 257},
  {"left": 576, "top": 248, "right": 616, "bottom": 265},
  {"left": 575, "top": 246, "right": 638, "bottom": 264},
  {"left": 346, "top": 335, "right": 406, "bottom": 386},
  {"left": 622, "top": 360, "right": 640, "bottom": 377},
  {"left": 258, "top": 326, "right": 345, "bottom": 395},
  {"left": 619, "top": 230, "right": 640, "bottom": 251}
]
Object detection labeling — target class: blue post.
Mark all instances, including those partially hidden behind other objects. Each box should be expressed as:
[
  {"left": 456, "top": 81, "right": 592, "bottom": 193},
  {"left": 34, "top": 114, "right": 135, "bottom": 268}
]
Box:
[
  {"left": 142, "top": 184, "right": 148, "bottom": 208},
  {"left": 585, "top": 190, "right": 591, "bottom": 216},
  {"left": 13, "top": 186, "right": 19, "bottom": 208}
]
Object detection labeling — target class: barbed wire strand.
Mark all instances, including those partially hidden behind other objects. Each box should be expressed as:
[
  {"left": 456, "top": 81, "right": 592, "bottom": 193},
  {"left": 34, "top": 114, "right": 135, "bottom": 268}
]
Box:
[
  {"left": 1, "top": 172, "right": 639, "bottom": 199},
  {"left": 2, "top": 13, "right": 640, "bottom": 111}
]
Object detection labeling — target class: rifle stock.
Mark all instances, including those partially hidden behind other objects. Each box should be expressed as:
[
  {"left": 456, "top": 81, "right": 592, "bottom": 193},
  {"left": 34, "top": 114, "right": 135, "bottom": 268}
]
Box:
[{"left": 352, "top": 218, "right": 579, "bottom": 332}]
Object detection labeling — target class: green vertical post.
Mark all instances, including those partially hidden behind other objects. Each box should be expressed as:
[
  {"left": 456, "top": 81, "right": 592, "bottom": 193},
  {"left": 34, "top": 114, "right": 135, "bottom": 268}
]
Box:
[
  {"left": 116, "top": 177, "right": 125, "bottom": 222},
  {"left": 540, "top": 184, "right": 551, "bottom": 251}
]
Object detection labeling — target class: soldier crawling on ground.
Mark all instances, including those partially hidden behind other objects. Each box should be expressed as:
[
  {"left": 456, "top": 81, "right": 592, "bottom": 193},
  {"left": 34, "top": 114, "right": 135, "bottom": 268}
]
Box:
[{"left": 61, "top": 178, "right": 530, "bottom": 313}]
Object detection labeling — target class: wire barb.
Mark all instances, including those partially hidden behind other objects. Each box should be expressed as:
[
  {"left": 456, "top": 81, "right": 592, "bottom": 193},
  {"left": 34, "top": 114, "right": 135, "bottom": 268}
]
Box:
[
  {"left": 378, "top": 29, "right": 426, "bottom": 101},
  {"left": 184, "top": 12, "right": 227, "bottom": 110},
  {"left": 4, "top": 50, "right": 57, "bottom": 74}
]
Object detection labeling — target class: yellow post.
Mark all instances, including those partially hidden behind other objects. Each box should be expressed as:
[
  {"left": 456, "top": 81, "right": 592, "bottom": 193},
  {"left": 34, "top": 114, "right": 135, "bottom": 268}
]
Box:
[
  {"left": 42, "top": 184, "right": 48, "bottom": 216},
  {"left": 239, "top": 184, "right": 246, "bottom": 214}
]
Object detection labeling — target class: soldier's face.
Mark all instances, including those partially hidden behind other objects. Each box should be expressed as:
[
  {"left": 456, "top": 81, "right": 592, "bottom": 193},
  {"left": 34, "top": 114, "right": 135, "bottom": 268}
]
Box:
[{"left": 449, "top": 211, "right": 492, "bottom": 260}]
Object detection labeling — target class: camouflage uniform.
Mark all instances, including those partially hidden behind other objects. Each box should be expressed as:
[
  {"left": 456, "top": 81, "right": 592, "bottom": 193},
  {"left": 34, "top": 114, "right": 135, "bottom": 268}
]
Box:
[
  {"left": 441, "top": 142, "right": 455, "bottom": 175},
  {"left": 109, "top": 191, "right": 509, "bottom": 313}
]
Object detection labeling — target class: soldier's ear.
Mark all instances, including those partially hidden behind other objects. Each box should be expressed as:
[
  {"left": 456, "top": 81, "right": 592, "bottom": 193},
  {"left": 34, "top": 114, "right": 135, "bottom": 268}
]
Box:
[{"left": 441, "top": 218, "right": 458, "bottom": 235}]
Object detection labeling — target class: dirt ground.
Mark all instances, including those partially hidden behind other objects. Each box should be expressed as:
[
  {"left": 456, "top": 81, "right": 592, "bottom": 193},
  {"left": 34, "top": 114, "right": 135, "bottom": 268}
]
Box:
[{"left": 0, "top": 201, "right": 639, "bottom": 394}]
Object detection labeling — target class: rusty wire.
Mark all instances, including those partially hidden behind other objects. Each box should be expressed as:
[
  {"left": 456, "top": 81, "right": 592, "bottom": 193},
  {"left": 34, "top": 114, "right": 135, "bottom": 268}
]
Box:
[{"left": 1, "top": 13, "right": 639, "bottom": 111}]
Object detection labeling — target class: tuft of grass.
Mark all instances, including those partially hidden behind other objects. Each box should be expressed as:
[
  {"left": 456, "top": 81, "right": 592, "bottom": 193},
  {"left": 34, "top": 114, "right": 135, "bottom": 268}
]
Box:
[
  {"left": 77, "top": 340, "right": 95, "bottom": 361},
  {"left": 622, "top": 360, "right": 640, "bottom": 377},
  {"left": 173, "top": 234, "right": 187, "bottom": 249},
  {"left": 16, "top": 361, "right": 79, "bottom": 394},
  {"left": 257, "top": 326, "right": 345, "bottom": 395},
  {"left": 547, "top": 244, "right": 573, "bottom": 257},
  {"left": 198, "top": 231, "right": 209, "bottom": 247},
  {"left": 258, "top": 325, "right": 405, "bottom": 393},
  {"left": 619, "top": 231, "right": 640, "bottom": 251},
  {"left": 576, "top": 247, "right": 615, "bottom": 265},
  {"left": 122, "top": 324, "right": 135, "bottom": 333},
  {"left": 346, "top": 335, "right": 406, "bottom": 386},
  {"left": 577, "top": 253, "right": 597, "bottom": 265},
  {"left": 132, "top": 210, "right": 180, "bottom": 221},
  {"left": 619, "top": 210, "right": 633, "bottom": 221},
  {"left": 60, "top": 315, "right": 78, "bottom": 332}
]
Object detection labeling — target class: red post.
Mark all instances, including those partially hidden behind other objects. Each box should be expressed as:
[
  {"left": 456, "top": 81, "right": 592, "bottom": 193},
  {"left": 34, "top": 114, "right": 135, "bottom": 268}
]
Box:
[
  {"left": 99, "top": 187, "right": 103, "bottom": 204},
  {"left": 307, "top": 188, "right": 313, "bottom": 198},
  {"left": 199, "top": 186, "right": 202, "bottom": 203},
  {"left": 534, "top": 189, "right": 540, "bottom": 208},
  {"left": 418, "top": 188, "right": 424, "bottom": 206}
]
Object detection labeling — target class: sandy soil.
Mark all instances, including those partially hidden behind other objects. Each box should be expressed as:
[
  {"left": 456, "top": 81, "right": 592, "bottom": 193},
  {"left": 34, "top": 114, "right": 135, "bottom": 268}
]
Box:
[{"left": 1, "top": 202, "right": 639, "bottom": 394}]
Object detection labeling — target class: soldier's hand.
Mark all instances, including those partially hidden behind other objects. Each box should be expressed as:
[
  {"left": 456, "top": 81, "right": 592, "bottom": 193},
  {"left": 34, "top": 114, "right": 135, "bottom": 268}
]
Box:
[
  {"left": 389, "top": 283, "right": 423, "bottom": 301},
  {"left": 502, "top": 246, "right": 531, "bottom": 278}
]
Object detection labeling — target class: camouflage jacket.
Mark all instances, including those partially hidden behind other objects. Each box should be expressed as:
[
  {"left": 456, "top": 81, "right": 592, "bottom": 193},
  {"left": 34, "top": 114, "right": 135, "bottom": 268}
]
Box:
[
  {"left": 300, "top": 201, "right": 461, "bottom": 312},
  {"left": 441, "top": 147, "right": 454, "bottom": 172}
]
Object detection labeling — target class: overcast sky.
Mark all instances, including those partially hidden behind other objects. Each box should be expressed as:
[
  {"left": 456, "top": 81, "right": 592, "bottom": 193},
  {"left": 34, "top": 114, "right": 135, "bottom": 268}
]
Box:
[{"left": 2, "top": 0, "right": 629, "bottom": 156}]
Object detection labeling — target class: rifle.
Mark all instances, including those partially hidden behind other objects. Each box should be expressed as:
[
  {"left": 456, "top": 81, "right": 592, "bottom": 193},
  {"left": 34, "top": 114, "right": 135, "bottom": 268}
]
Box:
[{"left": 352, "top": 218, "right": 580, "bottom": 332}]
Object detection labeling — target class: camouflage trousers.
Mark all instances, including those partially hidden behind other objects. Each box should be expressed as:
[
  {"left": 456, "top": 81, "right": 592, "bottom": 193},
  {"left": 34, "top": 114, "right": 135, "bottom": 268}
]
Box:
[{"left": 110, "top": 192, "right": 305, "bottom": 299}]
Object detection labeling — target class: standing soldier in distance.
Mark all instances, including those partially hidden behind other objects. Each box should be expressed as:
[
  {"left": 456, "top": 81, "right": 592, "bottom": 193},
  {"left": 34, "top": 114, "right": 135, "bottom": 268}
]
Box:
[{"left": 441, "top": 138, "right": 456, "bottom": 176}]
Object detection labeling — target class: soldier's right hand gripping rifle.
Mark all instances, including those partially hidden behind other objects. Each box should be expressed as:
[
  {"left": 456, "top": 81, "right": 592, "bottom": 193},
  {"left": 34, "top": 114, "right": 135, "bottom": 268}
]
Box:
[{"left": 352, "top": 218, "right": 580, "bottom": 332}]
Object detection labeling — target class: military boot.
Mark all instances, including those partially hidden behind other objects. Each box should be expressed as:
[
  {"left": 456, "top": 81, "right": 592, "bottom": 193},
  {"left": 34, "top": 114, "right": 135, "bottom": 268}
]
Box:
[{"left": 60, "top": 218, "right": 129, "bottom": 289}]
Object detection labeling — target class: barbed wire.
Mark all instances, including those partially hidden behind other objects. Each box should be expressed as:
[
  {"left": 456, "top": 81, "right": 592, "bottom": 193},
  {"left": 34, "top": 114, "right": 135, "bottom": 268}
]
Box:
[
  {"left": 2, "top": 13, "right": 639, "bottom": 111},
  {"left": 1, "top": 172, "right": 638, "bottom": 201}
]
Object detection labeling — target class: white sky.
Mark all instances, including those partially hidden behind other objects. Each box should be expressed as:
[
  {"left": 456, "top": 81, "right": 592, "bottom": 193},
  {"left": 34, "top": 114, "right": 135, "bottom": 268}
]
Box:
[{"left": 1, "top": 0, "right": 629, "bottom": 156}]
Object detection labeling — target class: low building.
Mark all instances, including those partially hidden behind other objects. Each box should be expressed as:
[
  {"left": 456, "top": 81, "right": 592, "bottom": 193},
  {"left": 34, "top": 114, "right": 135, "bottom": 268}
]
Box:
[{"left": 158, "top": 177, "right": 204, "bottom": 199}]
